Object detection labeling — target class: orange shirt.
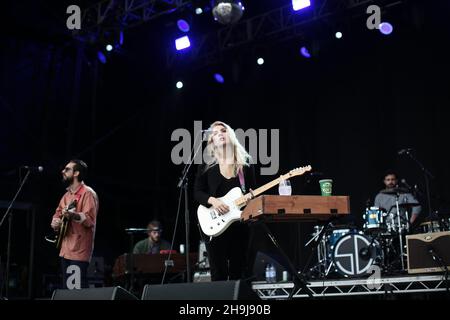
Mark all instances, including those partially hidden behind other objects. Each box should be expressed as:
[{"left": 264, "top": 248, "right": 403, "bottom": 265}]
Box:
[{"left": 52, "top": 183, "right": 99, "bottom": 262}]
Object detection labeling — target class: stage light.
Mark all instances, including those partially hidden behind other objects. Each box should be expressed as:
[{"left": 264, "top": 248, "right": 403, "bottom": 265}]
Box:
[
  {"left": 212, "top": 1, "right": 244, "bottom": 25},
  {"left": 292, "top": 0, "right": 311, "bottom": 11},
  {"left": 214, "top": 73, "right": 225, "bottom": 83},
  {"left": 105, "top": 44, "right": 113, "bottom": 52},
  {"left": 257, "top": 57, "right": 264, "bottom": 65},
  {"left": 177, "top": 19, "right": 190, "bottom": 32},
  {"left": 300, "top": 46, "right": 311, "bottom": 58},
  {"left": 119, "top": 30, "right": 124, "bottom": 46},
  {"left": 176, "top": 81, "right": 184, "bottom": 89},
  {"left": 335, "top": 31, "right": 343, "bottom": 39},
  {"left": 379, "top": 22, "right": 393, "bottom": 35},
  {"left": 195, "top": 7, "right": 203, "bottom": 15},
  {"left": 175, "top": 35, "right": 191, "bottom": 50},
  {"left": 97, "top": 51, "right": 107, "bottom": 64}
]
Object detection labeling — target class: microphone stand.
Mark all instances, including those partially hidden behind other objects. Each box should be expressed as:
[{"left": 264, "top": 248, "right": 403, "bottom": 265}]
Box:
[
  {"left": 176, "top": 130, "right": 207, "bottom": 283},
  {"left": 402, "top": 150, "right": 434, "bottom": 220},
  {"left": 124, "top": 228, "right": 148, "bottom": 294},
  {"left": 428, "top": 247, "right": 449, "bottom": 293},
  {"left": 0, "top": 169, "right": 32, "bottom": 299}
]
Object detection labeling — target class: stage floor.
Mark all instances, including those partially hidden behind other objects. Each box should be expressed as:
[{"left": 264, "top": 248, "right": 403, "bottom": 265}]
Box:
[{"left": 252, "top": 274, "right": 449, "bottom": 299}]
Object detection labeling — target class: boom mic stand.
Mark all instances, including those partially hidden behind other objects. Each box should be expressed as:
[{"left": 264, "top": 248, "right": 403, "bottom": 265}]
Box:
[
  {"left": 124, "top": 228, "right": 148, "bottom": 293},
  {"left": 0, "top": 169, "right": 32, "bottom": 299},
  {"left": 401, "top": 149, "right": 434, "bottom": 220},
  {"left": 428, "top": 247, "right": 449, "bottom": 293},
  {"left": 176, "top": 130, "right": 208, "bottom": 283}
]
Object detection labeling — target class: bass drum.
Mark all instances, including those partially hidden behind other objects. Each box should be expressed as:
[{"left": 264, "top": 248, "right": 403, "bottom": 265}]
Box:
[{"left": 332, "top": 233, "right": 383, "bottom": 277}]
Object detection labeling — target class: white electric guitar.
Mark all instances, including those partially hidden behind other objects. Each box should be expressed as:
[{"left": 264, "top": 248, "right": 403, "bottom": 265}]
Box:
[{"left": 197, "top": 165, "right": 312, "bottom": 238}]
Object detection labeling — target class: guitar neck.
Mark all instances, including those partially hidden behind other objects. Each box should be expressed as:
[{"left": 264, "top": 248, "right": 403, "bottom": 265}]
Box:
[
  {"left": 233, "top": 165, "right": 311, "bottom": 207},
  {"left": 251, "top": 177, "right": 284, "bottom": 197},
  {"left": 234, "top": 174, "right": 292, "bottom": 207}
]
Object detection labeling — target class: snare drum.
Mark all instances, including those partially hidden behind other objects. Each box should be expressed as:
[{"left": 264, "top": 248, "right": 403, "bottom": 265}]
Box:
[{"left": 363, "top": 207, "right": 386, "bottom": 230}]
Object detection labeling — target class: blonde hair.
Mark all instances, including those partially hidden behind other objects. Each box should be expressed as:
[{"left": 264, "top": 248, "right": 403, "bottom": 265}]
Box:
[{"left": 204, "top": 121, "right": 251, "bottom": 175}]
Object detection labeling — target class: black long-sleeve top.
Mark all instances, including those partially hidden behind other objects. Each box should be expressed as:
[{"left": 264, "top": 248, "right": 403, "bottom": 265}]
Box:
[{"left": 194, "top": 164, "right": 257, "bottom": 207}]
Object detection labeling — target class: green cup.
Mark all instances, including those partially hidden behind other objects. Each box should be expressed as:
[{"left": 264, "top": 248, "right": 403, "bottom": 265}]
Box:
[{"left": 319, "top": 179, "right": 333, "bottom": 196}]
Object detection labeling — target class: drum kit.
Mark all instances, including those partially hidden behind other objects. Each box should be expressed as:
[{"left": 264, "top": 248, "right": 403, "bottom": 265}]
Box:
[{"left": 306, "top": 187, "right": 450, "bottom": 279}]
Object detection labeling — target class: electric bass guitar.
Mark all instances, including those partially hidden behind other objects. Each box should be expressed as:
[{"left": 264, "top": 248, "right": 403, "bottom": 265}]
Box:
[
  {"left": 197, "top": 165, "right": 312, "bottom": 238},
  {"left": 45, "top": 199, "right": 77, "bottom": 249}
]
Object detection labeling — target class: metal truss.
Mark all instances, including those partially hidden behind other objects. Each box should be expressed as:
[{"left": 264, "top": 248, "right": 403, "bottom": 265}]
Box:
[
  {"left": 166, "top": 0, "right": 405, "bottom": 68},
  {"left": 75, "top": 0, "right": 405, "bottom": 67},
  {"left": 78, "top": 0, "right": 192, "bottom": 32},
  {"left": 252, "top": 274, "right": 449, "bottom": 299}
]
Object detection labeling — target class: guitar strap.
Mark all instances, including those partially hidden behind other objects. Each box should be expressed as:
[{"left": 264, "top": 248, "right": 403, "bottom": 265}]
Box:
[{"left": 238, "top": 168, "right": 246, "bottom": 194}]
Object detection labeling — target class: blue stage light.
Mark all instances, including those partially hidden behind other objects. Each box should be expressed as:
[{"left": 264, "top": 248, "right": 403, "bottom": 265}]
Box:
[
  {"left": 175, "top": 36, "right": 191, "bottom": 51},
  {"left": 292, "top": 0, "right": 311, "bottom": 11}
]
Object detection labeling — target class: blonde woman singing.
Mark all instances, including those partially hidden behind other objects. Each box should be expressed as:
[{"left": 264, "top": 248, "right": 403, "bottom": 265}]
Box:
[{"left": 194, "top": 121, "right": 257, "bottom": 281}]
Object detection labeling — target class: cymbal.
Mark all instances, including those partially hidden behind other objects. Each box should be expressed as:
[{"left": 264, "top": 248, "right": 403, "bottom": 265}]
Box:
[{"left": 380, "top": 187, "right": 409, "bottom": 195}]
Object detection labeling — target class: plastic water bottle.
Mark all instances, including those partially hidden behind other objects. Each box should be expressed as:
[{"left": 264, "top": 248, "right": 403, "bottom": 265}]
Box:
[
  {"left": 265, "top": 264, "right": 271, "bottom": 283},
  {"left": 270, "top": 264, "right": 277, "bottom": 283}
]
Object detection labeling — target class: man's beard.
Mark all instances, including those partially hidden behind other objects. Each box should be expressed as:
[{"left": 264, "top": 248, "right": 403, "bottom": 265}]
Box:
[{"left": 62, "top": 176, "right": 73, "bottom": 187}]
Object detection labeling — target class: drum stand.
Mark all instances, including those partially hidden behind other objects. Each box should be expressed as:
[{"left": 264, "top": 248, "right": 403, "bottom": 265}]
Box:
[
  {"left": 395, "top": 196, "right": 405, "bottom": 270},
  {"left": 393, "top": 194, "right": 408, "bottom": 271},
  {"left": 304, "top": 221, "right": 335, "bottom": 279}
]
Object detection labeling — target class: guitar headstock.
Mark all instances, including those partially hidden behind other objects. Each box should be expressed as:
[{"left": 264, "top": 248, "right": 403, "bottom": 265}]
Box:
[
  {"left": 285, "top": 165, "right": 312, "bottom": 178},
  {"left": 67, "top": 199, "right": 77, "bottom": 210}
]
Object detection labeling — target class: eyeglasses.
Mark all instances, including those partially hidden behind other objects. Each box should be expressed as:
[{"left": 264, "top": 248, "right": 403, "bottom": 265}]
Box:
[{"left": 63, "top": 167, "right": 73, "bottom": 172}]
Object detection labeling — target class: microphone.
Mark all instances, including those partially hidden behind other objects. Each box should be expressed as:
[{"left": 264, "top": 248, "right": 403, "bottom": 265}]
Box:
[
  {"left": 398, "top": 148, "right": 413, "bottom": 155},
  {"left": 400, "top": 179, "right": 413, "bottom": 190},
  {"left": 22, "top": 166, "right": 44, "bottom": 173},
  {"left": 202, "top": 129, "right": 213, "bottom": 133}
]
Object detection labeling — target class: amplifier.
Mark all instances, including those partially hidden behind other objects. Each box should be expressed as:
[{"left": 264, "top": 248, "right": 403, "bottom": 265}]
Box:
[{"left": 406, "top": 231, "right": 450, "bottom": 274}]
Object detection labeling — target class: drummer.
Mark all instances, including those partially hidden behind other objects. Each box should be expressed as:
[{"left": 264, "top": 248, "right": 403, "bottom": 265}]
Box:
[{"left": 374, "top": 171, "right": 421, "bottom": 225}]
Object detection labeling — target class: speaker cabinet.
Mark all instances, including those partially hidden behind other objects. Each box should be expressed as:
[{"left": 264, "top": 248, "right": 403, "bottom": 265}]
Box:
[
  {"left": 142, "top": 280, "right": 259, "bottom": 300},
  {"left": 406, "top": 231, "right": 450, "bottom": 274},
  {"left": 52, "top": 286, "right": 138, "bottom": 300}
]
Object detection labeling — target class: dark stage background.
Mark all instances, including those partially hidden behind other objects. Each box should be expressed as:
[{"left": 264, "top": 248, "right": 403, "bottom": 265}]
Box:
[{"left": 1, "top": 0, "right": 450, "bottom": 298}]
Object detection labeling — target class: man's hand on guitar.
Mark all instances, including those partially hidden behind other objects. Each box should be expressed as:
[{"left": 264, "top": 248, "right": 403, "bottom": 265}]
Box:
[
  {"left": 63, "top": 209, "right": 81, "bottom": 221},
  {"left": 51, "top": 218, "right": 62, "bottom": 231},
  {"left": 209, "top": 197, "right": 230, "bottom": 215}
]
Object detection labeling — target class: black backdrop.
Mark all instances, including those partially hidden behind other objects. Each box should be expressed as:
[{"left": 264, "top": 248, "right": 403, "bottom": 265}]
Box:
[{"left": 1, "top": 0, "right": 450, "bottom": 297}]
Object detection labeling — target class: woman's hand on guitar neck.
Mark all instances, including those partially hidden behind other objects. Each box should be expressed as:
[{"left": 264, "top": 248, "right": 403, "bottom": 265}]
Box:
[
  {"left": 243, "top": 189, "right": 255, "bottom": 204},
  {"left": 208, "top": 197, "right": 230, "bottom": 215}
]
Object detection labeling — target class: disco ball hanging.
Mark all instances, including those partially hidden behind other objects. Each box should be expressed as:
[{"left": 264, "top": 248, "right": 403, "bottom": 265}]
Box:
[{"left": 212, "top": 1, "right": 245, "bottom": 25}]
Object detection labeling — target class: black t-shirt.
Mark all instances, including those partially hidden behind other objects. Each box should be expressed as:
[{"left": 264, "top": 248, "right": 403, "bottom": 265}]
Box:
[
  {"left": 194, "top": 164, "right": 257, "bottom": 206},
  {"left": 216, "top": 175, "right": 243, "bottom": 198}
]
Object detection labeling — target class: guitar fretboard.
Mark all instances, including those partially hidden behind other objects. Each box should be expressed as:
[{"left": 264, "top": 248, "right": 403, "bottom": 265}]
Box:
[{"left": 234, "top": 166, "right": 311, "bottom": 207}]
